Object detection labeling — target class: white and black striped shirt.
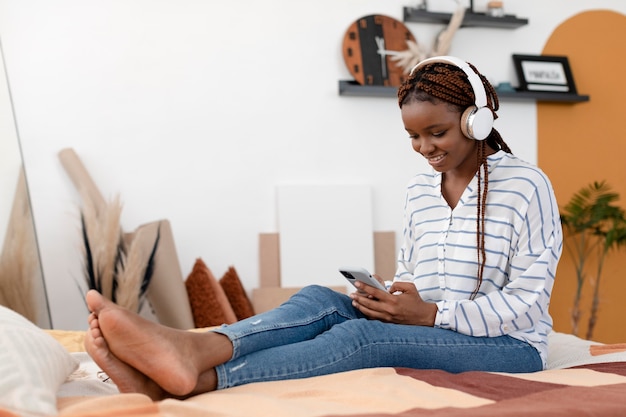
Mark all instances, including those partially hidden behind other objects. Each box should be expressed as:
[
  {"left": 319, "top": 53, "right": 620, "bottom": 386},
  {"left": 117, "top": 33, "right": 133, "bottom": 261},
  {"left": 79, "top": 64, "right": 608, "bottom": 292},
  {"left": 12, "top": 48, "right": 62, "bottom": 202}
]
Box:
[{"left": 396, "top": 150, "right": 563, "bottom": 368}]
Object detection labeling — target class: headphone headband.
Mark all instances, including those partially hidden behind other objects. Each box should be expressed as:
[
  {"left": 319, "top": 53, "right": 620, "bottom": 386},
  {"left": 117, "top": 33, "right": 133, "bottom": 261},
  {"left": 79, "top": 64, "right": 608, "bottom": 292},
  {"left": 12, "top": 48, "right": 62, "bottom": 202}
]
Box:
[{"left": 409, "top": 56, "right": 487, "bottom": 108}]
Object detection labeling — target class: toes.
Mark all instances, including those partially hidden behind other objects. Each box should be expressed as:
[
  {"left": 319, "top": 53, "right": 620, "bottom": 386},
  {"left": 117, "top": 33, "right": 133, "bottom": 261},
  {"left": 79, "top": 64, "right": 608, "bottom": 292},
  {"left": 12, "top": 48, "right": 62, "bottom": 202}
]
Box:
[
  {"left": 86, "top": 290, "right": 109, "bottom": 314},
  {"left": 89, "top": 326, "right": 103, "bottom": 340},
  {"left": 86, "top": 327, "right": 109, "bottom": 353}
]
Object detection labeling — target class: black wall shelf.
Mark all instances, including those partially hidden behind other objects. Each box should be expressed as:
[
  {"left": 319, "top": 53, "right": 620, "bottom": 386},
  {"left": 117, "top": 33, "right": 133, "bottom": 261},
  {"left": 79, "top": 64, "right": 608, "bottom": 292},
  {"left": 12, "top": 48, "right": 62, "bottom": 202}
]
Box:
[
  {"left": 338, "top": 80, "right": 590, "bottom": 103},
  {"left": 403, "top": 7, "right": 529, "bottom": 29},
  {"left": 338, "top": 6, "right": 589, "bottom": 103}
]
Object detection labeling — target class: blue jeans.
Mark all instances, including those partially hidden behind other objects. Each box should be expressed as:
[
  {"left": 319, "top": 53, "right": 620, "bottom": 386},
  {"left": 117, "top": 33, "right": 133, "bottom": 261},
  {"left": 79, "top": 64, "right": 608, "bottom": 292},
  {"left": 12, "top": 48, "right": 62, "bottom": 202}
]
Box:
[{"left": 212, "top": 285, "right": 542, "bottom": 389}]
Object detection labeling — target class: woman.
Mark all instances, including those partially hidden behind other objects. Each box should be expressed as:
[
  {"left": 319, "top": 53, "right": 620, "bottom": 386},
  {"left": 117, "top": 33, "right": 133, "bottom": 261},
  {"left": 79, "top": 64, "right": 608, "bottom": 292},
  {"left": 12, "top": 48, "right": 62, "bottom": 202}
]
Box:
[{"left": 85, "top": 56, "right": 563, "bottom": 400}]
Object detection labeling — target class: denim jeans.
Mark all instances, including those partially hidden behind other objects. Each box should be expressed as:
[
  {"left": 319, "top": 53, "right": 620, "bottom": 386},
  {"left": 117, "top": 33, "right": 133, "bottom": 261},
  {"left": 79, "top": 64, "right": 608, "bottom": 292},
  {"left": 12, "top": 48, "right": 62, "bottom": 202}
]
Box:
[{"left": 212, "top": 285, "right": 542, "bottom": 389}]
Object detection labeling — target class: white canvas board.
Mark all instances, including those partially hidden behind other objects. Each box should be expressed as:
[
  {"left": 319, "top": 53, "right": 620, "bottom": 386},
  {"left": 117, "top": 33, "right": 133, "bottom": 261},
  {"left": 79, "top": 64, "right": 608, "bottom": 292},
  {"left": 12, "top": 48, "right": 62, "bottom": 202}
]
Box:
[{"left": 277, "top": 184, "right": 374, "bottom": 290}]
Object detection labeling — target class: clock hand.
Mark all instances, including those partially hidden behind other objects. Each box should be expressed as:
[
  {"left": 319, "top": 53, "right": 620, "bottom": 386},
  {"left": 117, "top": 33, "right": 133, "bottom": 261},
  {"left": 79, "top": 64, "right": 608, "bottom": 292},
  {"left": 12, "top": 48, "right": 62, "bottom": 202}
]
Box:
[
  {"left": 375, "top": 36, "right": 401, "bottom": 57},
  {"left": 375, "top": 36, "right": 388, "bottom": 79},
  {"left": 376, "top": 49, "right": 401, "bottom": 56}
]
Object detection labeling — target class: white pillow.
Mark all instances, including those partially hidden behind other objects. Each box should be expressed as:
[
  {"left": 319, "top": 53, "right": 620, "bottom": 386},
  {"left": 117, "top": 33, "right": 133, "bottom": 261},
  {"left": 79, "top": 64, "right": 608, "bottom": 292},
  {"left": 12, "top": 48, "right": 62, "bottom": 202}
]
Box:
[
  {"left": 547, "top": 331, "right": 626, "bottom": 369},
  {"left": 0, "top": 305, "right": 78, "bottom": 416}
]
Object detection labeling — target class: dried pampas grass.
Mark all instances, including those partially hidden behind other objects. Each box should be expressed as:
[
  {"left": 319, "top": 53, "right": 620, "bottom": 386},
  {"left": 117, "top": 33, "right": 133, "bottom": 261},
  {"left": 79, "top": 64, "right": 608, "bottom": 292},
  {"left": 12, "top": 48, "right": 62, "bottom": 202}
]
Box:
[
  {"left": 391, "top": 2, "right": 466, "bottom": 74},
  {"left": 0, "top": 168, "right": 40, "bottom": 323},
  {"left": 81, "top": 195, "right": 159, "bottom": 312},
  {"left": 81, "top": 194, "right": 124, "bottom": 302},
  {"left": 115, "top": 224, "right": 160, "bottom": 313},
  {"left": 60, "top": 147, "right": 159, "bottom": 313}
]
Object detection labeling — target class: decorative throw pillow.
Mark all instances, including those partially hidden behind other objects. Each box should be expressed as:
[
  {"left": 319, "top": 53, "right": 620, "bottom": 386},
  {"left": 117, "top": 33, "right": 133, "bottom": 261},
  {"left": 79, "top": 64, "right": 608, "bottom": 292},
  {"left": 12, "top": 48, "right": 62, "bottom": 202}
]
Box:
[
  {"left": 0, "top": 305, "right": 78, "bottom": 416},
  {"left": 219, "top": 266, "right": 255, "bottom": 320},
  {"left": 185, "top": 258, "right": 237, "bottom": 327}
]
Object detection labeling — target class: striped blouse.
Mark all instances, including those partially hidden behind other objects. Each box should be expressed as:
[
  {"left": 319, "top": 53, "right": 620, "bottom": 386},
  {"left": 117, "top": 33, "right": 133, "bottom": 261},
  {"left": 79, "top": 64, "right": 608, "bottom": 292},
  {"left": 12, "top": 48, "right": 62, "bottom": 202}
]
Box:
[{"left": 395, "top": 150, "right": 563, "bottom": 367}]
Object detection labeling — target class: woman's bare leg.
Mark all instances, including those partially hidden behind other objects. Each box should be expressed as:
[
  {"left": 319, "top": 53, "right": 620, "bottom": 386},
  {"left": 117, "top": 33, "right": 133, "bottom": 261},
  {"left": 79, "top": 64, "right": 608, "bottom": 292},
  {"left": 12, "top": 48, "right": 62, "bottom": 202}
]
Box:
[{"left": 85, "top": 290, "right": 231, "bottom": 396}]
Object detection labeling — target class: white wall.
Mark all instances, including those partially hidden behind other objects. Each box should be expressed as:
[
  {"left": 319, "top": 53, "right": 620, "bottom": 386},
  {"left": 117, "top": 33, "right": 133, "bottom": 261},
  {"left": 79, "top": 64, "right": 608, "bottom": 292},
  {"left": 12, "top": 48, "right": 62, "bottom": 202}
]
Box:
[
  {"left": 0, "top": 42, "right": 21, "bottom": 243},
  {"left": 0, "top": 0, "right": 624, "bottom": 330}
]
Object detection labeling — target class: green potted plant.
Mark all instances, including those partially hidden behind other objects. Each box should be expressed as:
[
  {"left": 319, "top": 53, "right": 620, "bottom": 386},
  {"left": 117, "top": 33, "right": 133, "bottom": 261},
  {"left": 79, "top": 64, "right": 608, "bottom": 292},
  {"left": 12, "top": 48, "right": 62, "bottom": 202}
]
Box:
[{"left": 560, "top": 181, "right": 626, "bottom": 340}]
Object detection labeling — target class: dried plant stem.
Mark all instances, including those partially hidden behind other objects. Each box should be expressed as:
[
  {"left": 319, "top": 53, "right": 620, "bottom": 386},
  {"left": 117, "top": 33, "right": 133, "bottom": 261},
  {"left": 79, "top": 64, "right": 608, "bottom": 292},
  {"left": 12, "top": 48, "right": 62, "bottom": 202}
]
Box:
[
  {"left": 82, "top": 194, "right": 124, "bottom": 302},
  {"left": 0, "top": 168, "right": 39, "bottom": 322},
  {"left": 116, "top": 228, "right": 148, "bottom": 312},
  {"left": 62, "top": 149, "right": 159, "bottom": 313}
]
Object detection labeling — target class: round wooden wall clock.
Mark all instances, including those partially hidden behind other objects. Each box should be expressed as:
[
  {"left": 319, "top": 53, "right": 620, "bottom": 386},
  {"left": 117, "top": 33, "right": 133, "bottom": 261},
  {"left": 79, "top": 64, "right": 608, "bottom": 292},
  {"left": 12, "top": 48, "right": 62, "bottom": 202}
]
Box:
[{"left": 342, "top": 14, "right": 416, "bottom": 87}]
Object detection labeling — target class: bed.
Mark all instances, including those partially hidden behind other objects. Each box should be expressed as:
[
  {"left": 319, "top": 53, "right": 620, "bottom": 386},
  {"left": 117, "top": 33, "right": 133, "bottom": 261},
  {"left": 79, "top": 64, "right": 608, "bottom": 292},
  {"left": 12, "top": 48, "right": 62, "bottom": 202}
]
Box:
[{"left": 2, "top": 305, "right": 626, "bottom": 417}]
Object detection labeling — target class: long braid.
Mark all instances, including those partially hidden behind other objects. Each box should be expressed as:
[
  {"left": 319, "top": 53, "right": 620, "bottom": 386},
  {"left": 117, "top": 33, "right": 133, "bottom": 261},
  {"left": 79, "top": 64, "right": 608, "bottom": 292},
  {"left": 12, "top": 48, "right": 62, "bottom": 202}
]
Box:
[
  {"left": 398, "top": 60, "right": 510, "bottom": 299},
  {"left": 472, "top": 141, "right": 489, "bottom": 300}
]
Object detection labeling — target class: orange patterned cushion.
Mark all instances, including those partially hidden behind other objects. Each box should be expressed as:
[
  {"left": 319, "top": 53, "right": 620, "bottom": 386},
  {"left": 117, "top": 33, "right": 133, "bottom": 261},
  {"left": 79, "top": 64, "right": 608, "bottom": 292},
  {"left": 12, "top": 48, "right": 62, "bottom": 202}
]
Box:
[
  {"left": 185, "top": 258, "right": 237, "bottom": 327},
  {"left": 220, "top": 266, "right": 255, "bottom": 320}
]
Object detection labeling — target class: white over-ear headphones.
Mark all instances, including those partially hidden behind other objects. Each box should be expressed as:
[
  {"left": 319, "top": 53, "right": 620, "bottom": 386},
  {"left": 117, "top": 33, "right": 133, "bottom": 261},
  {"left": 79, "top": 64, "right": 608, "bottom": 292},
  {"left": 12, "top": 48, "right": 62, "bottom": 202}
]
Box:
[{"left": 410, "top": 56, "right": 494, "bottom": 141}]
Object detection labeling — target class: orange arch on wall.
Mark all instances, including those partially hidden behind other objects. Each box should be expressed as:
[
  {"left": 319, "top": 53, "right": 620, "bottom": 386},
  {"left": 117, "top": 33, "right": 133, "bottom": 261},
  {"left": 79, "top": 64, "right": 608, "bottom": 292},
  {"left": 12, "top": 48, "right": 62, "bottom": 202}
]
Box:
[{"left": 539, "top": 10, "right": 626, "bottom": 343}]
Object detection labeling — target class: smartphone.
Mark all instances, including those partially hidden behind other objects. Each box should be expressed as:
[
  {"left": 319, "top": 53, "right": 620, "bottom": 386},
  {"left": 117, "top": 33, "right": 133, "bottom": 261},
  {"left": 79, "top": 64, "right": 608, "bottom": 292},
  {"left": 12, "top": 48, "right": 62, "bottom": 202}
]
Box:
[{"left": 339, "top": 267, "right": 387, "bottom": 292}]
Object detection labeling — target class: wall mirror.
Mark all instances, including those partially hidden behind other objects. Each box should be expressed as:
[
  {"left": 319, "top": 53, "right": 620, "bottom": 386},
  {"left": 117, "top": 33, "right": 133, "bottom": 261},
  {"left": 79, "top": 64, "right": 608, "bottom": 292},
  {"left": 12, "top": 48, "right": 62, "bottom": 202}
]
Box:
[{"left": 0, "top": 39, "right": 52, "bottom": 328}]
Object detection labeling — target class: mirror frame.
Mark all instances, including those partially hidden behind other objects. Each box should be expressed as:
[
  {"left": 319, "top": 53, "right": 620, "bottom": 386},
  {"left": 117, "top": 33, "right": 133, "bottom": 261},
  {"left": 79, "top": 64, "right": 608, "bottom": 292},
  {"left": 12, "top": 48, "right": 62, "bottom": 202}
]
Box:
[{"left": 0, "top": 38, "right": 52, "bottom": 328}]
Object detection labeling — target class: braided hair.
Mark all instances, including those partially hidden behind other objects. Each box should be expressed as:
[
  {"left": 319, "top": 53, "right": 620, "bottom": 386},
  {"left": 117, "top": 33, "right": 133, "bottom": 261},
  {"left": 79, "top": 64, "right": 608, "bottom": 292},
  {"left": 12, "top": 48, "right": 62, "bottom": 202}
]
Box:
[{"left": 398, "top": 60, "right": 512, "bottom": 299}]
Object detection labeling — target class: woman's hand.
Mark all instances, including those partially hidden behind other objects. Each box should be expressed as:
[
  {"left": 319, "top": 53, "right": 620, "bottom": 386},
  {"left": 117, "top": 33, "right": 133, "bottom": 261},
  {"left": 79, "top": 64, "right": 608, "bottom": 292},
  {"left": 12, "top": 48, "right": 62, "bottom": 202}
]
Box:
[{"left": 350, "top": 279, "right": 437, "bottom": 326}]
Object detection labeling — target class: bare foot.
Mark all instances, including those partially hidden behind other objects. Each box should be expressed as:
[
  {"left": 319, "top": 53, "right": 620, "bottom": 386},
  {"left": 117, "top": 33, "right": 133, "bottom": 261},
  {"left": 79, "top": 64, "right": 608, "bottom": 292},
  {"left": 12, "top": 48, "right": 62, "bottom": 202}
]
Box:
[
  {"left": 85, "top": 313, "right": 168, "bottom": 400},
  {"left": 85, "top": 290, "right": 201, "bottom": 396}
]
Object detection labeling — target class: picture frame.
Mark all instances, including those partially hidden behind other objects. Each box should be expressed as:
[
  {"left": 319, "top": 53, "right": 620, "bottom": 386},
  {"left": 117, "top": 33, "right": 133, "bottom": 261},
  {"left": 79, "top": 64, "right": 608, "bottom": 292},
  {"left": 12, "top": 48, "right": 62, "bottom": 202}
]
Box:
[{"left": 512, "top": 54, "right": 577, "bottom": 94}]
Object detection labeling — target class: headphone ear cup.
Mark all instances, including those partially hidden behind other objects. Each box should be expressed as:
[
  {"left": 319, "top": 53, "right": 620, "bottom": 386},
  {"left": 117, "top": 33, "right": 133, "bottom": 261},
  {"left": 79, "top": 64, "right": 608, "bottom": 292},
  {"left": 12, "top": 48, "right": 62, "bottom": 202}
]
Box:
[{"left": 460, "top": 106, "right": 494, "bottom": 140}]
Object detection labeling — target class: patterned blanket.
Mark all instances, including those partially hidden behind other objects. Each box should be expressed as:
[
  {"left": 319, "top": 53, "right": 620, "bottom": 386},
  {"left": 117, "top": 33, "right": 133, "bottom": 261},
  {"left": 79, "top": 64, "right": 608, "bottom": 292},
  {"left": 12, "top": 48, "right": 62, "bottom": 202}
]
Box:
[
  {"left": 50, "top": 362, "right": 626, "bottom": 417},
  {"left": 4, "top": 330, "right": 625, "bottom": 417}
]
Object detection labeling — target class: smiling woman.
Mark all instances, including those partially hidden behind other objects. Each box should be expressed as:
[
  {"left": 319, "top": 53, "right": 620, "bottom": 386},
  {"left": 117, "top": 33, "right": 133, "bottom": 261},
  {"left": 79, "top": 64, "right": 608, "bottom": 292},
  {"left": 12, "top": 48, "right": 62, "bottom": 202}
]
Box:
[{"left": 0, "top": 39, "right": 51, "bottom": 329}]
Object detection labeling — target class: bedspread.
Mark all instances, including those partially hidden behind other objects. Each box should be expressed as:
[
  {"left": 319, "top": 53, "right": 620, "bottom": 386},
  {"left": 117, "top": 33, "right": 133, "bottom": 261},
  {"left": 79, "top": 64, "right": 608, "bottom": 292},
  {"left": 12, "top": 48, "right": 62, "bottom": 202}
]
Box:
[
  {"left": 52, "top": 363, "right": 626, "bottom": 417},
  {"left": 3, "top": 330, "right": 626, "bottom": 417}
]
